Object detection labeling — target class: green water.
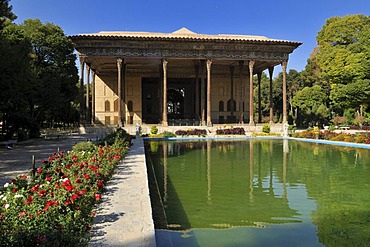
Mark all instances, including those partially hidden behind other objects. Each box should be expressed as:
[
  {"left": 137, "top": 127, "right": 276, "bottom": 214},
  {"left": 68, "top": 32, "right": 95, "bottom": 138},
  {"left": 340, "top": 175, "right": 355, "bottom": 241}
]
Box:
[{"left": 146, "top": 139, "right": 370, "bottom": 247}]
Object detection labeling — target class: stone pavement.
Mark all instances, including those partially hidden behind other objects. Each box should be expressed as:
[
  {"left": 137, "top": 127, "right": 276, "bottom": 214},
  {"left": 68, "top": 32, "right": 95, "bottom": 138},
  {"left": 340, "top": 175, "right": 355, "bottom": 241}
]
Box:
[
  {"left": 89, "top": 137, "right": 156, "bottom": 247},
  {"left": 0, "top": 133, "right": 98, "bottom": 186}
]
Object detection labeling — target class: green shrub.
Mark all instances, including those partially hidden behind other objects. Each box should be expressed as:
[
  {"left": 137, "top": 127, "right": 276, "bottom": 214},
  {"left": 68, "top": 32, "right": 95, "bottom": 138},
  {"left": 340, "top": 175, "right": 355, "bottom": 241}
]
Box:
[
  {"left": 72, "top": 141, "right": 95, "bottom": 152},
  {"left": 262, "top": 124, "right": 270, "bottom": 133},
  {"left": 150, "top": 126, "right": 158, "bottom": 135},
  {"left": 163, "top": 131, "right": 176, "bottom": 138}
]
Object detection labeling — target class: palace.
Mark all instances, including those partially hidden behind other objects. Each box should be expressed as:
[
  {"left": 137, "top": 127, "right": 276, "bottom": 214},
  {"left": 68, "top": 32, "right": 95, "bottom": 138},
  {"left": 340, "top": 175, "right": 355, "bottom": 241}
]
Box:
[{"left": 71, "top": 28, "right": 301, "bottom": 128}]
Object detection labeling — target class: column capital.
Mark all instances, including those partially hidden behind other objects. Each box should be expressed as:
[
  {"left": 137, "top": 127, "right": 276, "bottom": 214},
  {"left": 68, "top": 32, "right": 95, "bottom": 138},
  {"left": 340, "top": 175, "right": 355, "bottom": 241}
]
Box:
[
  {"left": 162, "top": 59, "right": 168, "bottom": 70},
  {"left": 249, "top": 60, "right": 255, "bottom": 68},
  {"left": 281, "top": 60, "right": 288, "bottom": 71},
  {"left": 206, "top": 59, "right": 212, "bottom": 70},
  {"left": 117, "top": 58, "right": 123, "bottom": 69}
]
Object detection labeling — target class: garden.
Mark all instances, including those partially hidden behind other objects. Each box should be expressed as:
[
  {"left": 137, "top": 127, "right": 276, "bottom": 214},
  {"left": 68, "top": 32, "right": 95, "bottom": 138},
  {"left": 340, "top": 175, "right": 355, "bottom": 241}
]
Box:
[{"left": 0, "top": 129, "right": 132, "bottom": 246}]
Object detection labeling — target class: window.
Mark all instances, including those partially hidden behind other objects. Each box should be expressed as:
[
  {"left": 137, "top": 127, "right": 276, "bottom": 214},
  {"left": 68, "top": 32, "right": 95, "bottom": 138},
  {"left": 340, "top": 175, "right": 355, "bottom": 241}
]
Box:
[
  {"left": 219, "top": 101, "right": 224, "bottom": 112},
  {"left": 127, "top": 100, "right": 133, "bottom": 112},
  {"left": 105, "top": 100, "right": 110, "bottom": 112},
  {"left": 114, "top": 99, "right": 119, "bottom": 112},
  {"left": 227, "top": 99, "right": 236, "bottom": 111}
]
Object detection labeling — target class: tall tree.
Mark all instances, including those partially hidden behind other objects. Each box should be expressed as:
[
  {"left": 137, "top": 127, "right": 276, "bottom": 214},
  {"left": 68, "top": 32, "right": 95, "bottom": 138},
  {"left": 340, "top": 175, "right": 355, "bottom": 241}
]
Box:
[
  {"left": 19, "top": 19, "right": 79, "bottom": 128},
  {"left": 0, "top": 0, "right": 16, "bottom": 29}
]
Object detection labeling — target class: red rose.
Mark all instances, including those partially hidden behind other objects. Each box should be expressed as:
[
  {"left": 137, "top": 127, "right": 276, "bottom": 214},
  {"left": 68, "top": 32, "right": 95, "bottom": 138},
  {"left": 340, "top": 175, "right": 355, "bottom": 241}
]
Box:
[
  {"left": 37, "top": 168, "right": 43, "bottom": 173},
  {"left": 95, "top": 194, "right": 101, "bottom": 201}
]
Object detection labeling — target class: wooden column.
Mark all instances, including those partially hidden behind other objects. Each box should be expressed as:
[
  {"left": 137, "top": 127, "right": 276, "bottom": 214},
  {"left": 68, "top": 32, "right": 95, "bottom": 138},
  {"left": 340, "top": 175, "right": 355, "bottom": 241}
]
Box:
[
  {"left": 86, "top": 65, "right": 91, "bottom": 124},
  {"left": 229, "top": 66, "right": 234, "bottom": 118},
  {"left": 91, "top": 70, "right": 96, "bottom": 125},
  {"left": 117, "top": 58, "right": 123, "bottom": 127},
  {"left": 194, "top": 62, "right": 200, "bottom": 120},
  {"left": 162, "top": 59, "right": 168, "bottom": 127},
  {"left": 239, "top": 61, "right": 244, "bottom": 124},
  {"left": 249, "top": 60, "right": 255, "bottom": 125},
  {"left": 257, "top": 72, "right": 262, "bottom": 123},
  {"left": 206, "top": 59, "right": 212, "bottom": 126},
  {"left": 79, "top": 57, "right": 85, "bottom": 124},
  {"left": 281, "top": 60, "right": 288, "bottom": 124},
  {"left": 268, "top": 67, "right": 274, "bottom": 124},
  {"left": 200, "top": 60, "right": 205, "bottom": 126}
]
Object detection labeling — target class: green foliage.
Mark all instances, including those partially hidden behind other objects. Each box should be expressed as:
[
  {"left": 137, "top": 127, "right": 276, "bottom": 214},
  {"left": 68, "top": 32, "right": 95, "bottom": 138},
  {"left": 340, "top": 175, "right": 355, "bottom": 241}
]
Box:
[
  {"left": 0, "top": 130, "right": 131, "bottom": 245},
  {"left": 162, "top": 131, "right": 176, "bottom": 138},
  {"left": 72, "top": 141, "right": 96, "bottom": 152},
  {"left": 262, "top": 124, "right": 270, "bottom": 133},
  {"left": 150, "top": 126, "right": 158, "bottom": 135}
]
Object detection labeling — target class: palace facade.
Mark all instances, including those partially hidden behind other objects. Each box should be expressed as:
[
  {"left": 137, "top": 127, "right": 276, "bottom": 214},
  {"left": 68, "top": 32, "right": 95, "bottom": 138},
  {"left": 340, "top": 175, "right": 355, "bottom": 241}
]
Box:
[{"left": 71, "top": 28, "right": 301, "bottom": 127}]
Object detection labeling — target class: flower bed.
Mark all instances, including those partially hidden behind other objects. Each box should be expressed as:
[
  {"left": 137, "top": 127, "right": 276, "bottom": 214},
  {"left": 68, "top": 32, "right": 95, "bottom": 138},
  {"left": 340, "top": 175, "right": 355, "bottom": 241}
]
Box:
[
  {"left": 175, "top": 129, "right": 207, "bottom": 137},
  {"left": 292, "top": 129, "right": 370, "bottom": 144},
  {"left": 0, "top": 129, "right": 132, "bottom": 246},
  {"left": 216, "top": 127, "right": 245, "bottom": 135}
]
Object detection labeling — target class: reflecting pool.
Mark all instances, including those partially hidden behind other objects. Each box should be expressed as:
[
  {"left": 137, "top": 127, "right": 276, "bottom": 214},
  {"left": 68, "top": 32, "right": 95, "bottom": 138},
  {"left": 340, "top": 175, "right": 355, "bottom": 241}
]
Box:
[{"left": 145, "top": 139, "right": 370, "bottom": 247}]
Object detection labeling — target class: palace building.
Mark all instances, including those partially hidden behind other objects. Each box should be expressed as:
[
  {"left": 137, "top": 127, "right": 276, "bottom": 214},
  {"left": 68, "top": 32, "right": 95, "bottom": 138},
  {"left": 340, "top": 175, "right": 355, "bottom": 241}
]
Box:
[{"left": 71, "top": 28, "right": 301, "bottom": 128}]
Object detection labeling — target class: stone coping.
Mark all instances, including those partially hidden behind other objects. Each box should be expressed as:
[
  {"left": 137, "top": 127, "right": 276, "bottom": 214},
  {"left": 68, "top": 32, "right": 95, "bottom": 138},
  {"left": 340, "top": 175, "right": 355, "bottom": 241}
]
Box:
[{"left": 89, "top": 138, "right": 156, "bottom": 247}]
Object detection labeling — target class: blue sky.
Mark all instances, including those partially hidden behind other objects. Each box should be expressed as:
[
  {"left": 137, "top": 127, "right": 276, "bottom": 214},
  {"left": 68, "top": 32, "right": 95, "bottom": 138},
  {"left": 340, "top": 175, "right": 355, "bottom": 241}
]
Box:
[{"left": 10, "top": 0, "right": 370, "bottom": 74}]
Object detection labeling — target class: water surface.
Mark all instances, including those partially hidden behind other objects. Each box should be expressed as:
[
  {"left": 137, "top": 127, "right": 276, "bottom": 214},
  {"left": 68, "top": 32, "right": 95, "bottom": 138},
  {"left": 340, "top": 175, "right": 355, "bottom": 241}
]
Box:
[{"left": 146, "top": 139, "right": 370, "bottom": 247}]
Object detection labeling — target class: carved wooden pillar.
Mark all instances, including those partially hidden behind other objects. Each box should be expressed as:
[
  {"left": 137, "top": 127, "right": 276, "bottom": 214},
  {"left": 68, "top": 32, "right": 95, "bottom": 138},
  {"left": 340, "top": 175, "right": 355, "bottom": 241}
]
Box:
[
  {"left": 86, "top": 65, "right": 91, "bottom": 124},
  {"left": 200, "top": 60, "right": 205, "bottom": 126},
  {"left": 229, "top": 66, "right": 234, "bottom": 119},
  {"left": 268, "top": 67, "right": 274, "bottom": 124},
  {"left": 239, "top": 61, "right": 244, "bottom": 124},
  {"left": 91, "top": 70, "right": 96, "bottom": 125},
  {"left": 79, "top": 57, "right": 85, "bottom": 124},
  {"left": 281, "top": 60, "right": 288, "bottom": 124},
  {"left": 122, "top": 63, "right": 126, "bottom": 124},
  {"left": 194, "top": 62, "right": 200, "bottom": 120},
  {"left": 249, "top": 60, "right": 255, "bottom": 125},
  {"left": 206, "top": 59, "right": 212, "bottom": 126},
  {"left": 257, "top": 72, "right": 262, "bottom": 123},
  {"left": 162, "top": 59, "right": 168, "bottom": 127},
  {"left": 117, "top": 58, "right": 123, "bottom": 127}
]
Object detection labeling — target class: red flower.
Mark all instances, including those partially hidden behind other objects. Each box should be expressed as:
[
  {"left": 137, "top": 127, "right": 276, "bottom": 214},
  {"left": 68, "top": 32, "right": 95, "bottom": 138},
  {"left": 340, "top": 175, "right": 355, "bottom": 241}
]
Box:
[
  {"left": 64, "top": 200, "right": 71, "bottom": 206},
  {"left": 18, "top": 212, "right": 27, "bottom": 218},
  {"left": 72, "top": 155, "right": 78, "bottom": 162},
  {"left": 78, "top": 190, "right": 86, "bottom": 195},
  {"left": 12, "top": 187, "right": 18, "bottom": 193},
  {"left": 83, "top": 174, "right": 91, "bottom": 180},
  {"left": 75, "top": 179, "right": 82, "bottom": 184},
  {"left": 30, "top": 184, "right": 40, "bottom": 193},
  {"left": 46, "top": 201, "right": 54, "bottom": 206},
  {"left": 39, "top": 190, "right": 47, "bottom": 197},
  {"left": 95, "top": 194, "right": 101, "bottom": 201},
  {"left": 46, "top": 176, "right": 52, "bottom": 182},
  {"left": 37, "top": 168, "right": 43, "bottom": 173},
  {"left": 97, "top": 180, "right": 104, "bottom": 188},
  {"left": 71, "top": 194, "right": 79, "bottom": 201},
  {"left": 65, "top": 185, "right": 74, "bottom": 192},
  {"left": 85, "top": 225, "right": 92, "bottom": 231},
  {"left": 66, "top": 163, "right": 72, "bottom": 169},
  {"left": 26, "top": 196, "right": 33, "bottom": 205}
]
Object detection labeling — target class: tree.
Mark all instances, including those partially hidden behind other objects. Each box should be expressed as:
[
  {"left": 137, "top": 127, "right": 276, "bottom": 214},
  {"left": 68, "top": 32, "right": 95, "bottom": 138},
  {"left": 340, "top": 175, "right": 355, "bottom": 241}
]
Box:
[
  {"left": 292, "top": 85, "right": 328, "bottom": 126},
  {"left": 19, "top": 19, "right": 79, "bottom": 129},
  {"left": 0, "top": 0, "right": 16, "bottom": 29},
  {"left": 316, "top": 14, "right": 370, "bottom": 84}
]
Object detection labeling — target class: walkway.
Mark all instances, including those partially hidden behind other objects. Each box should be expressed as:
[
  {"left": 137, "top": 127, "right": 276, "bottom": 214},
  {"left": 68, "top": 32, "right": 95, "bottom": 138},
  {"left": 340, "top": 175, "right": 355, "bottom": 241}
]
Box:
[{"left": 89, "top": 137, "right": 156, "bottom": 246}]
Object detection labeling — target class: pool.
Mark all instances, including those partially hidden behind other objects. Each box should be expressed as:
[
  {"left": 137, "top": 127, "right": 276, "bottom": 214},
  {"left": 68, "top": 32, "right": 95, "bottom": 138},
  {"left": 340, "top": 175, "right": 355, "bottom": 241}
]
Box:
[{"left": 145, "top": 139, "right": 370, "bottom": 247}]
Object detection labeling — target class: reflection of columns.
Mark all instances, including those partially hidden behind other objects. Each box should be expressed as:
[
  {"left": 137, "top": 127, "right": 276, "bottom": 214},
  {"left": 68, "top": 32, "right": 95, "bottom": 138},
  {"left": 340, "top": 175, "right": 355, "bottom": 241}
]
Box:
[
  {"left": 117, "top": 58, "right": 123, "bottom": 127},
  {"left": 249, "top": 60, "right": 255, "bottom": 125},
  {"left": 249, "top": 140, "right": 254, "bottom": 202},
  {"left": 239, "top": 61, "right": 244, "bottom": 124},
  {"left": 162, "top": 59, "right": 168, "bottom": 127},
  {"left": 257, "top": 72, "right": 262, "bottom": 123},
  {"left": 79, "top": 57, "right": 85, "bottom": 124},
  {"left": 283, "top": 139, "right": 287, "bottom": 202},
  {"left": 229, "top": 66, "right": 234, "bottom": 118},
  {"left": 281, "top": 61, "right": 288, "bottom": 124},
  {"left": 194, "top": 63, "right": 200, "bottom": 119},
  {"left": 207, "top": 140, "right": 212, "bottom": 204},
  {"left": 206, "top": 59, "right": 212, "bottom": 126},
  {"left": 86, "top": 65, "right": 91, "bottom": 124},
  {"left": 268, "top": 67, "right": 274, "bottom": 124},
  {"left": 91, "top": 70, "right": 96, "bottom": 125},
  {"left": 200, "top": 60, "right": 205, "bottom": 125},
  {"left": 163, "top": 142, "right": 168, "bottom": 203}
]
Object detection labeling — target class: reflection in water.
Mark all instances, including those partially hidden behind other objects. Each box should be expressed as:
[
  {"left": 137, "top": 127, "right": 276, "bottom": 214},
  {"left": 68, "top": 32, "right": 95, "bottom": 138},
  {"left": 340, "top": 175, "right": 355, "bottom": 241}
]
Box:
[{"left": 147, "top": 139, "right": 370, "bottom": 247}]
